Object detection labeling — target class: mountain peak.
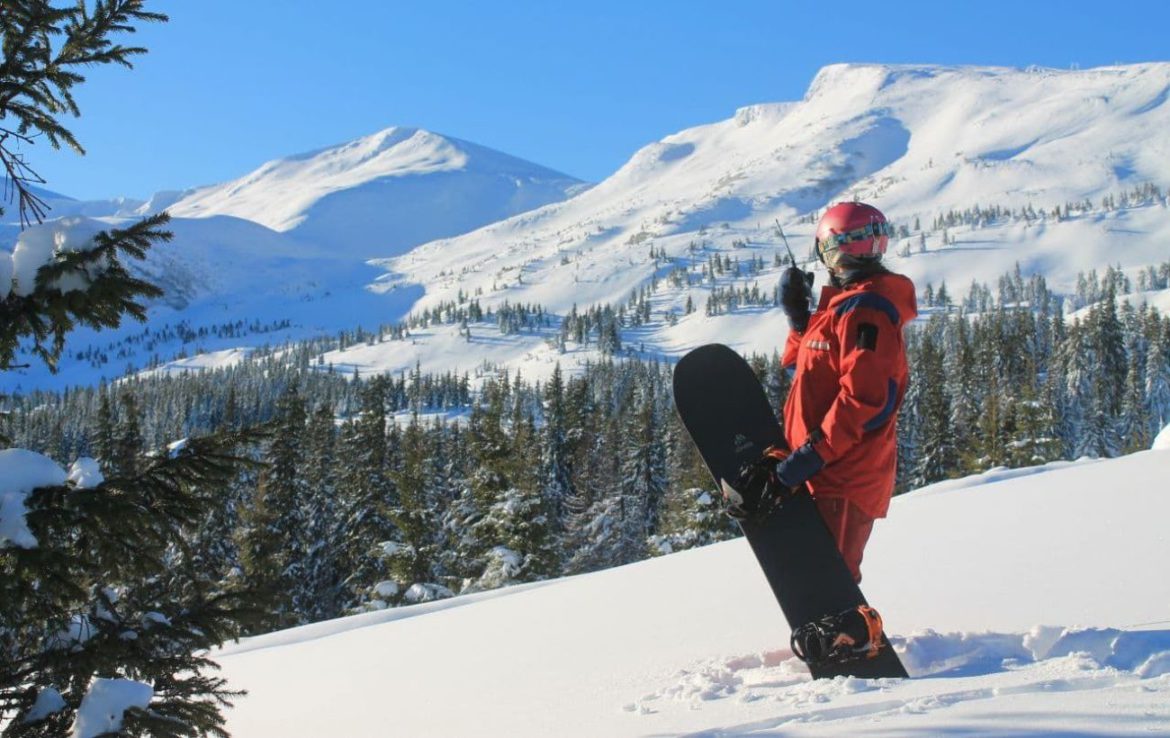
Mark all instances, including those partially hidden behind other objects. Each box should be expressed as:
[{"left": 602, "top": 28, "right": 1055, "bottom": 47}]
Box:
[{"left": 165, "top": 126, "right": 584, "bottom": 255}]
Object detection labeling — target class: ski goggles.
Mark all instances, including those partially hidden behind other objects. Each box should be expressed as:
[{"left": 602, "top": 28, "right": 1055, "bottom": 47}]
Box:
[{"left": 815, "top": 221, "right": 893, "bottom": 255}]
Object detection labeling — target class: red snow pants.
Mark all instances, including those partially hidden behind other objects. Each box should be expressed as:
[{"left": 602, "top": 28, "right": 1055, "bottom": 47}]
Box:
[{"left": 814, "top": 497, "right": 874, "bottom": 584}]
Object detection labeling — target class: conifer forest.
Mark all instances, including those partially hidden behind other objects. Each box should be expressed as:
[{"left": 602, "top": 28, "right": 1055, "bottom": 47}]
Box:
[{"left": 5, "top": 262, "right": 1169, "bottom": 630}]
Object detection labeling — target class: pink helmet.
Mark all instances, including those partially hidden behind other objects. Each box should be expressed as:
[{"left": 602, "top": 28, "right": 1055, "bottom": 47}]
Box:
[{"left": 814, "top": 202, "right": 891, "bottom": 266}]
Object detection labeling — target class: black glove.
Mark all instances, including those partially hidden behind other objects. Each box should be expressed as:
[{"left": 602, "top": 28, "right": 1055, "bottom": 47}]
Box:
[{"left": 781, "top": 266, "right": 815, "bottom": 332}]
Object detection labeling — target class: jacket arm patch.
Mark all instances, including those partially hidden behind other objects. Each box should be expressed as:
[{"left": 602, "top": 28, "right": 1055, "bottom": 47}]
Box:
[{"left": 857, "top": 322, "right": 879, "bottom": 351}]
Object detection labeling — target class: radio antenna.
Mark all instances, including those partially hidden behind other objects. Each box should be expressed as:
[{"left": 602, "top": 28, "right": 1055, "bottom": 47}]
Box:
[{"left": 774, "top": 219, "right": 798, "bottom": 266}]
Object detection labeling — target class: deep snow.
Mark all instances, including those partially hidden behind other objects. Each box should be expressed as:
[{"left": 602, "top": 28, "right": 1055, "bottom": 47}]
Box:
[{"left": 215, "top": 448, "right": 1170, "bottom": 737}]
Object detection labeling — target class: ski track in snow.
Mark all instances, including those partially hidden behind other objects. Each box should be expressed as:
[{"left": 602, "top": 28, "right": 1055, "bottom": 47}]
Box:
[{"left": 630, "top": 628, "right": 1170, "bottom": 736}]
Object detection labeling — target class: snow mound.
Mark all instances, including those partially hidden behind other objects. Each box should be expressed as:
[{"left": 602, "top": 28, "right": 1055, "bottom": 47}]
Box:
[
  {"left": 67, "top": 458, "right": 104, "bottom": 489},
  {"left": 23, "top": 688, "right": 66, "bottom": 724},
  {"left": 70, "top": 678, "right": 153, "bottom": 738},
  {"left": 2, "top": 217, "right": 106, "bottom": 298},
  {"left": 1153, "top": 423, "right": 1170, "bottom": 450},
  {"left": 900, "top": 626, "right": 1170, "bottom": 678},
  {"left": 0, "top": 449, "right": 68, "bottom": 548},
  {"left": 626, "top": 627, "right": 1170, "bottom": 733}
]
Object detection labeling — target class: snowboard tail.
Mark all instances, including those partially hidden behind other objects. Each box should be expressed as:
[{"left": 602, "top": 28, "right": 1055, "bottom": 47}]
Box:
[{"left": 672, "top": 343, "right": 907, "bottom": 680}]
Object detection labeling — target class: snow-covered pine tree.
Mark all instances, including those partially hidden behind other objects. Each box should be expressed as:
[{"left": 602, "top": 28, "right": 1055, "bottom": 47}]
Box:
[
  {"left": 498, "top": 392, "right": 558, "bottom": 581},
  {"left": 1092, "top": 283, "right": 1128, "bottom": 419},
  {"left": 539, "top": 363, "right": 573, "bottom": 556},
  {"left": 300, "top": 402, "right": 342, "bottom": 621},
  {"left": 895, "top": 331, "right": 923, "bottom": 494},
  {"left": 1146, "top": 319, "right": 1170, "bottom": 433},
  {"left": 0, "top": 5, "right": 271, "bottom": 734},
  {"left": 559, "top": 372, "right": 601, "bottom": 574},
  {"left": 617, "top": 372, "right": 666, "bottom": 564},
  {"left": 944, "top": 313, "right": 978, "bottom": 474},
  {"left": 1007, "top": 364, "right": 1061, "bottom": 467},
  {"left": 652, "top": 405, "right": 735, "bottom": 554},
  {"left": 336, "top": 376, "right": 398, "bottom": 611},
  {"left": 564, "top": 371, "right": 625, "bottom": 574},
  {"left": 112, "top": 392, "right": 145, "bottom": 477},
  {"left": 913, "top": 329, "right": 959, "bottom": 486},
  {"left": 460, "top": 377, "right": 514, "bottom": 587},
  {"left": 234, "top": 470, "right": 288, "bottom": 632},
  {"left": 259, "top": 382, "right": 309, "bottom": 620},
  {"left": 91, "top": 392, "right": 116, "bottom": 472},
  {"left": 1059, "top": 319, "right": 1093, "bottom": 458},
  {"left": 382, "top": 411, "right": 446, "bottom": 602},
  {"left": 1118, "top": 321, "right": 1151, "bottom": 453}
]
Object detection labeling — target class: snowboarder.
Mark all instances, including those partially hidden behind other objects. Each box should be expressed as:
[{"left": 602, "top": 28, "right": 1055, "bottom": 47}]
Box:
[{"left": 765, "top": 201, "right": 917, "bottom": 583}]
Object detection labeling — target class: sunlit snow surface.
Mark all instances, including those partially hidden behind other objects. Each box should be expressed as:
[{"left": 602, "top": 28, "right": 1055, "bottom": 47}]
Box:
[{"left": 216, "top": 450, "right": 1170, "bottom": 737}]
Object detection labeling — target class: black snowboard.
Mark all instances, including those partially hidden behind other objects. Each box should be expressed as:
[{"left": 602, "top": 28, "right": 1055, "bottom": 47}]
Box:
[{"left": 672, "top": 343, "right": 907, "bottom": 680}]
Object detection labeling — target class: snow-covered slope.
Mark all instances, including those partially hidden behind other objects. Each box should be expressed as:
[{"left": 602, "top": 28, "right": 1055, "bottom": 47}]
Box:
[
  {"left": 384, "top": 63, "right": 1170, "bottom": 308},
  {"left": 214, "top": 448, "right": 1170, "bottom": 737},
  {"left": 1, "top": 128, "right": 587, "bottom": 391},
  {"left": 8, "top": 63, "right": 1170, "bottom": 392},
  {"left": 332, "top": 63, "right": 1170, "bottom": 382},
  {"left": 165, "top": 126, "right": 586, "bottom": 258}
]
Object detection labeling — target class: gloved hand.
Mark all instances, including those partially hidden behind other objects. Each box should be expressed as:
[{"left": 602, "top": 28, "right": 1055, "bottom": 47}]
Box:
[
  {"left": 781, "top": 266, "right": 815, "bottom": 332},
  {"left": 724, "top": 442, "right": 824, "bottom": 521},
  {"left": 773, "top": 440, "right": 824, "bottom": 489}
]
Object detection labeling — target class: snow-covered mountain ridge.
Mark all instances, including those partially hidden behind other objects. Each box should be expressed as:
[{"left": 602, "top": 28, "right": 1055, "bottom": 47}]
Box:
[
  {"left": 382, "top": 62, "right": 1170, "bottom": 317},
  {"left": 0, "top": 128, "right": 586, "bottom": 391},
  {"left": 163, "top": 126, "right": 587, "bottom": 258},
  {"left": 6, "top": 62, "right": 1170, "bottom": 392},
  {"left": 331, "top": 62, "right": 1170, "bottom": 383}
]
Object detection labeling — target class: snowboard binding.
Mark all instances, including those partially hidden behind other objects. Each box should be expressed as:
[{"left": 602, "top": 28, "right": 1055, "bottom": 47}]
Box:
[
  {"left": 720, "top": 445, "right": 793, "bottom": 522},
  {"left": 790, "top": 605, "right": 886, "bottom": 667}
]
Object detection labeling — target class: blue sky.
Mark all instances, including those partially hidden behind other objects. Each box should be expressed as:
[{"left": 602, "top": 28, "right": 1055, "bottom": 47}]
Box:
[{"left": 29, "top": 0, "right": 1170, "bottom": 200}]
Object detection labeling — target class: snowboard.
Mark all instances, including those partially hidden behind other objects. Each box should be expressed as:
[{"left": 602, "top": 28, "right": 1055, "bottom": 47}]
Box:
[{"left": 672, "top": 343, "right": 908, "bottom": 680}]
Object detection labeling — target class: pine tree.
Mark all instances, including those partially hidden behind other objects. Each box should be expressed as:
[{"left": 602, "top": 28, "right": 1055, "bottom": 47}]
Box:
[
  {"left": 336, "top": 376, "right": 398, "bottom": 611},
  {"left": 0, "top": 7, "right": 269, "bottom": 730},
  {"left": 913, "top": 331, "right": 959, "bottom": 485},
  {"left": 1118, "top": 334, "right": 1151, "bottom": 453},
  {"left": 235, "top": 471, "right": 288, "bottom": 632},
  {"left": 895, "top": 333, "right": 922, "bottom": 494},
  {"left": 539, "top": 363, "right": 573, "bottom": 556},
  {"left": 945, "top": 314, "right": 978, "bottom": 473},
  {"left": 300, "top": 403, "right": 341, "bottom": 621},
  {"left": 112, "top": 391, "right": 145, "bottom": 477},
  {"left": 1146, "top": 322, "right": 1170, "bottom": 434},
  {"left": 1060, "top": 321, "right": 1094, "bottom": 457},
  {"left": 384, "top": 411, "right": 442, "bottom": 598},
  {"left": 91, "top": 391, "right": 116, "bottom": 470},
  {"left": 258, "top": 382, "right": 308, "bottom": 619},
  {"left": 618, "top": 376, "right": 666, "bottom": 563},
  {"left": 653, "top": 407, "right": 735, "bottom": 553}
]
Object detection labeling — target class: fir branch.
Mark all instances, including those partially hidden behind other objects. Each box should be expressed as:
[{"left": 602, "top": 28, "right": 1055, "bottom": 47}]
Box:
[
  {"left": 0, "top": 0, "right": 168, "bottom": 225},
  {"left": 0, "top": 212, "right": 171, "bottom": 373}
]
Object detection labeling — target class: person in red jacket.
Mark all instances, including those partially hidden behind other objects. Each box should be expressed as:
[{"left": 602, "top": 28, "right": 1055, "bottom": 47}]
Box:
[{"left": 767, "top": 201, "right": 917, "bottom": 583}]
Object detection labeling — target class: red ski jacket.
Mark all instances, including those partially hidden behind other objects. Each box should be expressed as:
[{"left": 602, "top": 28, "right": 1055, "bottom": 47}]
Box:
[{"left": 781, "top": 270, "right": 917, "bottom": 519}]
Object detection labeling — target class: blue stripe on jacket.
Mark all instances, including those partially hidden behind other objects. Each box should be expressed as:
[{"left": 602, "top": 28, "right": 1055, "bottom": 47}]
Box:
[
  {"left": 834, "top": 292, "right": 900, "bottom": 325},
  {"left": 863, "top": 378, "right": 899, "bottom": 432}
]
